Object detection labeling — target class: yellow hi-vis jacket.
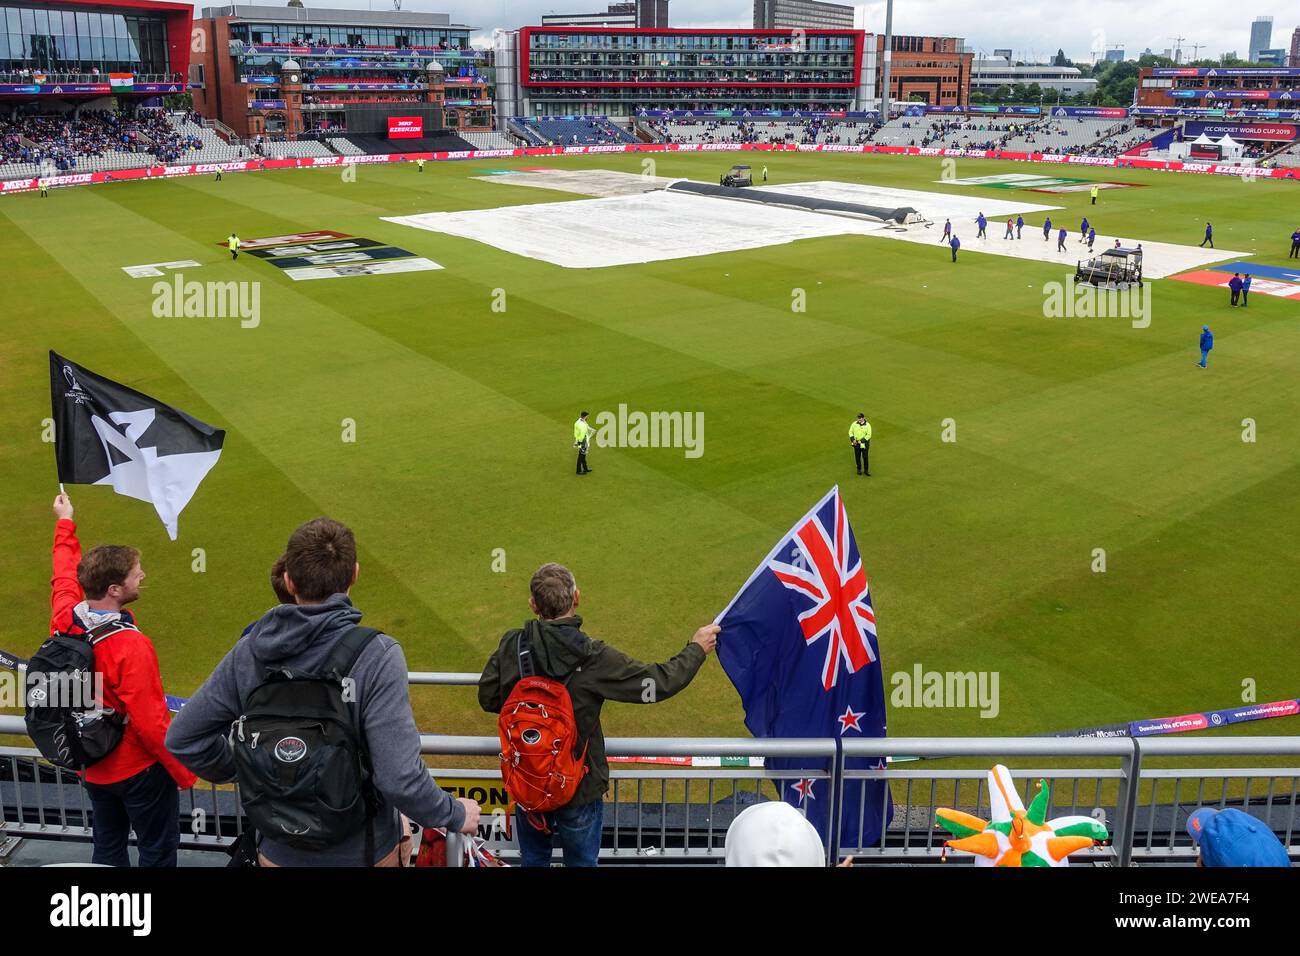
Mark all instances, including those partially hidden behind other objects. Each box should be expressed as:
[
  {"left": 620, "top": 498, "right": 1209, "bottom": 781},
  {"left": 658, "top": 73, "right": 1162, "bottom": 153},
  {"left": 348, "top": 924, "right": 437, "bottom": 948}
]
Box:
[
  {"left": 228, "top": 236, "right": 240, "bottom": 251},
  {"left": 849, "top": 420, "right": 872, "bottom": 443},
  {"left": 1090, "top": 185, "right": 1099, "bottom": 198},
  {"left": 574, "top": 418, "right": 593, "bottom": 445}
]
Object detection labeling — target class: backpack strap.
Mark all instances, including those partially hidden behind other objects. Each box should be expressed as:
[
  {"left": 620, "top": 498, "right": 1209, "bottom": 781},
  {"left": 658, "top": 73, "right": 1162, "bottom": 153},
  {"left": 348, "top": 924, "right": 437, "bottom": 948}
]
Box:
[
  {"left": 516, "top": 623, "right": 536, "bottom": 680},
  {"left": 85, "top": 618, "right": 139, "bottom": 645},
  {"left": 516, "top": 621, "right": 581, "bottom": 687},
  {"left": 322, "top": 625, "right": 382, "bottom": 866},
  {"left": 323, "top": 626, "right": 381, "bottom": 681}
]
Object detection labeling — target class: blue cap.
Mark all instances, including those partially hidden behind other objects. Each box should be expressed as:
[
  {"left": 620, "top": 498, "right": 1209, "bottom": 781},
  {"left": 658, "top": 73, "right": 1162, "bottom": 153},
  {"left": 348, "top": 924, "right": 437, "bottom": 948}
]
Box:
[
  {"left": 1203, "top": 325, "right": 1210, "bottom": 331},
  {"left": 1187, "top": 808, "right": 1291, "bottom": 867}
]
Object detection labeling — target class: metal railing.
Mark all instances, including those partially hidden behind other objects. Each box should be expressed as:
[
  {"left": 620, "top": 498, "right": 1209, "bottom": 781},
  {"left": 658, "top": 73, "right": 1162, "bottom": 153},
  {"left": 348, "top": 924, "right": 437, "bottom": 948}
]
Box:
[{"left": 4, "top": 711, "right": 1298, "bottom": 866}]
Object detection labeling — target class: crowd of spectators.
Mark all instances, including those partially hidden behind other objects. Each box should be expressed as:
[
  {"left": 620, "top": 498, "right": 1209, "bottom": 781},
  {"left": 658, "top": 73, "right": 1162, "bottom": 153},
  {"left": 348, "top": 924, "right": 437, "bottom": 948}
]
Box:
[
  {"left": 527, "top": 69, "right": 851, "bottom": 84},
  {"left": 533, "top": 89, "right": 846, "bottom": 111},
  {"left": 255, "top": 33, "right": 465, "bottom": 51},
  {"left": 1063, "top": 126, "right": 1155, "bottom": 157},
  {"left": 0, "top": 67, "right": 186, "bottom": 83},
  {"left": 0, "top": 108, "right": 201, "bottom": 169},
  {"left": 301, "top": 94, "right": 423, "bottom": 105},
  {"left": 890, "top": 117, "right": 1034, "bottom": 150},
  {"left": 300, "top": 71, "right": 423, "bottom": 86},
  {"left": 647, "top": 117, "right": 879, "bottom": 146}
]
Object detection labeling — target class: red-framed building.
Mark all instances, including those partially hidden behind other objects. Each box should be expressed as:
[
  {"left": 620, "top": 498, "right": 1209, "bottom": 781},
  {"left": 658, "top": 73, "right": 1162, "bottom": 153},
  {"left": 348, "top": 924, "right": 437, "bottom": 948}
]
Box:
[
  {"left": 0, "top": 0, "right": 192, "bottom": 99},
  {"left": 510, "top": 25, "right": 872, "bottom": 115},
  {"left": 496, "top": 25, "right": 969, "bottom": 117}
]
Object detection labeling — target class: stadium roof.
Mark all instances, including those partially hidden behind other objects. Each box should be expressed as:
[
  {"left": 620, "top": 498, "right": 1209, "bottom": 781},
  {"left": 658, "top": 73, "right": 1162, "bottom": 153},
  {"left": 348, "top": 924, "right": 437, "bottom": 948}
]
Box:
[{"left": 199, "top": 4, "right": 470, "bottom": 30}]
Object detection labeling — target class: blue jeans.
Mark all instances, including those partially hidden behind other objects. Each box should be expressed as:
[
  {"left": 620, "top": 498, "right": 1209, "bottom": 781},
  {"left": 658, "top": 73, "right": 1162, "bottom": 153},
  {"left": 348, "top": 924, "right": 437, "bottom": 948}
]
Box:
[
  {"left": 82, "top": 762, "right": 180, "bottom": 867},
  {"left": 515, "top": 799, "right": 603, "bottom": 867},
  {"left": 1200, "top": 349, "right": 1209, "bottom": 367}
]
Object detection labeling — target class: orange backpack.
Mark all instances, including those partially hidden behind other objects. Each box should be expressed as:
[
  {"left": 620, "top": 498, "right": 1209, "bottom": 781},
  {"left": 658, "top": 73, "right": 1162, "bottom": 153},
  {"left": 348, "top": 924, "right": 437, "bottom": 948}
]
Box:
[{"left": 497, "top": 627, "right": 588, "bottom": 832}]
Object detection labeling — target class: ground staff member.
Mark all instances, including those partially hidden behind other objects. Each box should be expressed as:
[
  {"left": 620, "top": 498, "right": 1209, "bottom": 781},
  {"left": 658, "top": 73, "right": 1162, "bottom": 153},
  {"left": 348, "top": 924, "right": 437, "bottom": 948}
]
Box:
[
  {"left": 574, "top": 410, "right": 594, "bottom": 475},
  {"left": 849, "top": 412, "right": 872, "bottom": 476},
  {"left": 228, "top": 233, "right": 241, "bottom": 260}
]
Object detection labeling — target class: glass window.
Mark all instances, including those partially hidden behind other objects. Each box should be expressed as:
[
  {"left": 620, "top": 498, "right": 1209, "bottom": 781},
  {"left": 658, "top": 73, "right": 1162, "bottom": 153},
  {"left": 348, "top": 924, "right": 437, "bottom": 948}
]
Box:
[{"left": 33, "top": 8, "right": 48, "bottom": 35}]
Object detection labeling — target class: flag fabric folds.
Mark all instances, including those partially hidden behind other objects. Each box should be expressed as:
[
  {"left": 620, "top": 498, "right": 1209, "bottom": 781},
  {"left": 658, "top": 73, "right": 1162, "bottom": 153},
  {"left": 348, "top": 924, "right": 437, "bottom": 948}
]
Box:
[
  {"left": 49, "top": 351, "right": 225, "bottom": 540},
  {"left": 716, "top": 486, "right": 893, "bottom": 851}
]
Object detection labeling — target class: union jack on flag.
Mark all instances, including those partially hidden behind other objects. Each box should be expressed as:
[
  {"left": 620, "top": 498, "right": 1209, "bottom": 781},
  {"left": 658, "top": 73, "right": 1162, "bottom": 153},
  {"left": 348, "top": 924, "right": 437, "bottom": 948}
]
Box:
[
  {"left": 767, "top": 491, "right": 877, "bottom": 691},
  {"left": 716, "top": 486, "right": 892, "bottom": 850}
]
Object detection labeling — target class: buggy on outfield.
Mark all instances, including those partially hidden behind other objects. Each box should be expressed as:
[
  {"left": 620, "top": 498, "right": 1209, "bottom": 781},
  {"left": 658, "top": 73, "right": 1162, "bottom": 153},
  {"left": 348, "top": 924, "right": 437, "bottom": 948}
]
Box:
[
  {"left": 720, "top": 164, "right": 753, "bottom": 187},
  {"left": 1076, "top": 247, "right": 1143, "bottom": 289}
]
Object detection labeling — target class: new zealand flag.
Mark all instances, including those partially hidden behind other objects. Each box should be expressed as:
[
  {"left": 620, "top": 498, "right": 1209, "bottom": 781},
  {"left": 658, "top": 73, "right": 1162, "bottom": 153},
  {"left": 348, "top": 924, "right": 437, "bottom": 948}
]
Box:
[
  {"left": 50, "top": 351, "right": 224, "bottom": 540},
  {"left": 716, "top": 486, "right": 892, "bottom": 852}
]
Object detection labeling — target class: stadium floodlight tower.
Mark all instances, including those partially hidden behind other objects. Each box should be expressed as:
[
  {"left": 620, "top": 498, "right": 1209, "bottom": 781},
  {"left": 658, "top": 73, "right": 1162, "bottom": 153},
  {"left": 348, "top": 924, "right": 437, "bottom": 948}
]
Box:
[{"left": 879, "top": 0, "right": 894, "bottom": 121}]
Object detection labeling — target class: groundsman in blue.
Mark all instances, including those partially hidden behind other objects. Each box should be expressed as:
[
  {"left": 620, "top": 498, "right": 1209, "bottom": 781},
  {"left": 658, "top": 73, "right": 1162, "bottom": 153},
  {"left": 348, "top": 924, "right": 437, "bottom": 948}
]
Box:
[{"left": 849, "top": 412, "right": 872, "bottom": 476}]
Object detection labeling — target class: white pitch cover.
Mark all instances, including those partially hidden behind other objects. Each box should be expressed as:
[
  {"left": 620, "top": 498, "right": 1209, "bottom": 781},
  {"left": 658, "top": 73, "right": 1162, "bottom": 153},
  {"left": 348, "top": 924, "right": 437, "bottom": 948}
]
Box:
[{"left": 282, "top": 257, "right": 443, "bottom": 281}]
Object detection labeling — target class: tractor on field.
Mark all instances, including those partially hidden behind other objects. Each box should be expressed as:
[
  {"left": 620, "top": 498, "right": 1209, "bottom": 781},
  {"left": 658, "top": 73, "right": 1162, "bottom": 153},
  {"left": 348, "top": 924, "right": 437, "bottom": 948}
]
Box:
[
  {"left": 1075, "top": 246, "right": 1143, "bottom": 289},
  {"left": 720, "top": 164, "right": 753, "bottom": 188}
]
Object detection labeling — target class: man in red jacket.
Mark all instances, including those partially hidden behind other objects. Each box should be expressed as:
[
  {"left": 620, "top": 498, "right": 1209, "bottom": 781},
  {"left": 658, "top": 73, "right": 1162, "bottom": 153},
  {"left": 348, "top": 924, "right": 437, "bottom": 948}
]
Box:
[{"left": 49, "top": 493, "right": 196, "bottom": 866}]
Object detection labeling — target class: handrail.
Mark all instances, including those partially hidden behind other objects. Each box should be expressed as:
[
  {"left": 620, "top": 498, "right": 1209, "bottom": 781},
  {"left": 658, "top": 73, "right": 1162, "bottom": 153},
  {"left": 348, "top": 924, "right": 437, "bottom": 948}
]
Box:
[{"left": 6, "top": 715, "right": 1298, "bottom": 864}]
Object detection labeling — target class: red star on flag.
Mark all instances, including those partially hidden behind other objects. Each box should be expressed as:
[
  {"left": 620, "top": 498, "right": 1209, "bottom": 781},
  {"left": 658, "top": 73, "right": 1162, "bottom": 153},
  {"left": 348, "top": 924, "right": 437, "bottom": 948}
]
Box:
[
  {"left": 837, "top": 705, "right": 865, "bottom": 734},
  {"left": 791, "top": 778, "right": 816, "bottom": 801}
]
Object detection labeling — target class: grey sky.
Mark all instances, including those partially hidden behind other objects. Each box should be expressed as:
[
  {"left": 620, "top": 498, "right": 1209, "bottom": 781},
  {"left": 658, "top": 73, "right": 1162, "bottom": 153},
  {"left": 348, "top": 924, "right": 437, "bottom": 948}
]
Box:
[{"left": 206, "top": 2, "right": 1298, "bottom": 64}]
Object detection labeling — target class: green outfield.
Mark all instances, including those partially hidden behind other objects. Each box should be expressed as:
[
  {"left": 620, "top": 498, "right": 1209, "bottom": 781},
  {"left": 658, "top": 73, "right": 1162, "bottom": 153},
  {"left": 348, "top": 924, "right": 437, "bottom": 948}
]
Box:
[{"left": 1, "top": 152, "right": 1296, "bottom": 744}]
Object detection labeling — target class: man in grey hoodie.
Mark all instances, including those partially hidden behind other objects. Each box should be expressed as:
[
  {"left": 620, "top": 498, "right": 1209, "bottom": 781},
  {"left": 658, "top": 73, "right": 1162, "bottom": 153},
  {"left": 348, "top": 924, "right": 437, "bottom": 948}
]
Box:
[{"left": 166, "top": 518, "right": 479, "bottom": 865}]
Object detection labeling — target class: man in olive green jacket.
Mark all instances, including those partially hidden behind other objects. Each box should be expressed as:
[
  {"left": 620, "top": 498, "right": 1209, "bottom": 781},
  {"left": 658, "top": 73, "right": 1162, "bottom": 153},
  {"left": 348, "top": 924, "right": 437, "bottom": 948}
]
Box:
[{"left": 479, "top": 562, "right": 718, "bottom": 867}]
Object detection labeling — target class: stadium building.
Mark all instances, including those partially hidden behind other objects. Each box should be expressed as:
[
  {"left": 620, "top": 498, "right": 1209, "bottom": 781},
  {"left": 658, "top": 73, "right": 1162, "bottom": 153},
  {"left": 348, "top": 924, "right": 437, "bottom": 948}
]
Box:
[
  {"left": 541, "top": 1, "right": 671, "bottom": 29},
  {"left": 970, "top": 57, "right": 1098, "bottom": 98},
  {"left": 0, "top": 0, "right": 191, "bottom": 93},
  {"left": 753, "top": 0, "right": 856, "bottom": 31},
  {"left": 879, "top": 34, "right": 971, "bottom": 108},
  {"left": 189, "top": 4, "right": 488, "bottom": 139},
  {"left": 494, "top": 26, "right": 968, "bottom": 118},
  {"left": 1136, "top": 65, "right": 1300, "bottom": 110}
]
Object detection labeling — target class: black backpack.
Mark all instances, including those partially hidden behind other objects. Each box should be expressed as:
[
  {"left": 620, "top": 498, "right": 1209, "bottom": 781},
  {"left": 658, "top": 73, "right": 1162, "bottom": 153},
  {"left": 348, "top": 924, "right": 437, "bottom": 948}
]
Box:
[
  {"left": 25, "top": 619, "right": 132, "bottom": 771},
  {"left": 230, "top": 626, "right": 381, "bottom": 858}
]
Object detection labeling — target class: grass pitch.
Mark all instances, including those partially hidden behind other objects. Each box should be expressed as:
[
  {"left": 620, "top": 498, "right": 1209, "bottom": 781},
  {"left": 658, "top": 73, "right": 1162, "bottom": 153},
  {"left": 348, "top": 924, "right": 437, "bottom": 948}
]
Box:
[{"left": 1, "top": 152, "right": 1296, "bottom": 744}]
